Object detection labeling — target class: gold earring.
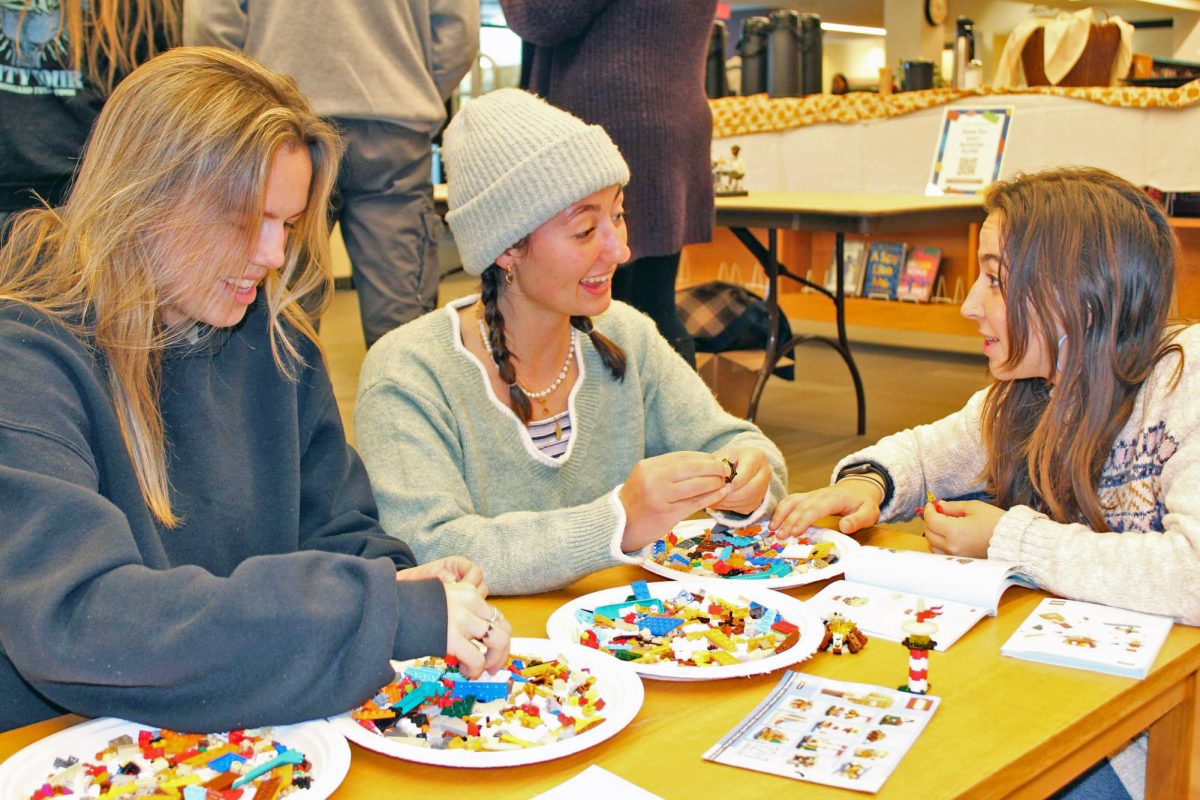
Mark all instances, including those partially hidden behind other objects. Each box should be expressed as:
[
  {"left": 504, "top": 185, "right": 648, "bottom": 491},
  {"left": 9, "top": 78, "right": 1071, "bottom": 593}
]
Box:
[{"left": 504, "top": 267, "right": 514, "bottom": 285}]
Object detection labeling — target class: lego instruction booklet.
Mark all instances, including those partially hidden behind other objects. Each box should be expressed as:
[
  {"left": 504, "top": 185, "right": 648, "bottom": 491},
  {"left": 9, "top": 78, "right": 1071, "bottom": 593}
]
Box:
[
  {"left": 806, "top": 546, "right": 1037, "bottom": 651},
  {"left": 704, "top": 670, "right": 939, "bottom": 793},
  {"left": 1000, "top": 597, "right": 1174, "bottom": 679}
]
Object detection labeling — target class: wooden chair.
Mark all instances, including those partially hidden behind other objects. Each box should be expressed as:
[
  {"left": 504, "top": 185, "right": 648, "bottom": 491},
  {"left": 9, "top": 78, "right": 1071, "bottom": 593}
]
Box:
[{"left": 1020, "top": 23, "right": 1122, "bottom": 87}]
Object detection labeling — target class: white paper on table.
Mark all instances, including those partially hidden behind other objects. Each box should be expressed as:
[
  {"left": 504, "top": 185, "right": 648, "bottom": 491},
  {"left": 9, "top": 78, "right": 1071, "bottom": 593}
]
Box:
[{"left": 532, "top": 765, "right": 663, "bottom": 799}]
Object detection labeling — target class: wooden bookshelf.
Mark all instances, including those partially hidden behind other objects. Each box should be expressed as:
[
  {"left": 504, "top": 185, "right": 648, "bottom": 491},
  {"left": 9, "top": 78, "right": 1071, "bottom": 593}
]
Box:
[{"left": 681, "top": 216, "right": 1200, "bottom": 353}]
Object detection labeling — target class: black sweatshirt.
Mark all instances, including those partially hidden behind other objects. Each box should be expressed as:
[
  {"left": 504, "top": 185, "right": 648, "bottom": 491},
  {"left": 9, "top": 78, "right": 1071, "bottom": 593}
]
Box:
[{"left": 0, "top": 298, "right": 446, "bottom": 732}]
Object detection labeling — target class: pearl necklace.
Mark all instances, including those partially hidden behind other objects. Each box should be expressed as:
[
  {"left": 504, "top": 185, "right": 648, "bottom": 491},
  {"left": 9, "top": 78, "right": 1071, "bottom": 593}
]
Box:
[{"left": 478, "top": 317, "right": 575, "bottom": 415}]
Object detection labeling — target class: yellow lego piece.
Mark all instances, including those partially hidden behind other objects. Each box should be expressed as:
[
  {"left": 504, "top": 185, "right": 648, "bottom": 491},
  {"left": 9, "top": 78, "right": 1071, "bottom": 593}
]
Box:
[
  {"left": 704, "top": 628, "right": 735, "bottom": 651},
  {"left": 499, "top": 733, "right": 536, "bottom": 748},
  {"left": 709, "top": 650, "right": 740, "bottom": 666},
  {"left": 691, "top": 651, "right": 712, "bottom": 665}
]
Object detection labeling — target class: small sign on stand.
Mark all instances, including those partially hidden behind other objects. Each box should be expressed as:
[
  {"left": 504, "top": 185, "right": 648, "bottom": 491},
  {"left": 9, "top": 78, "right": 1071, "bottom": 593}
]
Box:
[{"left": 926, "top": 106, "right": 1013, "bottom": 196}]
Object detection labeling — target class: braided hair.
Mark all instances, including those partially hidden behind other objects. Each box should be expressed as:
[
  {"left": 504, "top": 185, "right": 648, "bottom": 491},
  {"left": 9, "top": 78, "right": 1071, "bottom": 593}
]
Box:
[{"left": 479, "top": 263, "right": 626, "bottom": 424}]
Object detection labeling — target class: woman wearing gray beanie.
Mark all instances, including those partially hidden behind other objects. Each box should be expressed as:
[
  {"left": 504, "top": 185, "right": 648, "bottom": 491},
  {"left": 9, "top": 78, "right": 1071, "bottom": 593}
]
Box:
[{"left": 354, "top": 89, "right": 786, "bottom": 594}]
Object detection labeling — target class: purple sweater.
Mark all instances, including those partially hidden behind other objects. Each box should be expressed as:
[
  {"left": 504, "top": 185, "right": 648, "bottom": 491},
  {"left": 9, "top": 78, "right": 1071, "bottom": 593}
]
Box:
[{"left": 500, "top": 0, "right": 716, "bottom": 260}]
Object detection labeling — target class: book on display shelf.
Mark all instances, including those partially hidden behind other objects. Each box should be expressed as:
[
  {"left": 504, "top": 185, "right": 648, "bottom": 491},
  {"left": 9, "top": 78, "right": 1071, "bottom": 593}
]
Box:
[
  {"left": 862, "top": 241, "right": 908, "bottom": 300},
  {"left": 823, "top": 240, "right": 867, "bottom": 297},
  {"left": 896, "top": 245, "right": 943, "bottom": 302}
]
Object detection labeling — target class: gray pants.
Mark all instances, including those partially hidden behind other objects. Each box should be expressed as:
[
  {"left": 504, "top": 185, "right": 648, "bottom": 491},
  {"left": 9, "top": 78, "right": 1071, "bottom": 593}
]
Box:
[{"left": 332, "top": 118, "right": 443, "bottom": 348}]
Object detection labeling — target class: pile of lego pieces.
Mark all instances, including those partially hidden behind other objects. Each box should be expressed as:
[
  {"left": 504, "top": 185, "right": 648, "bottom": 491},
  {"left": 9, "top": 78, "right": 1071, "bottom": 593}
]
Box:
[
  {"left": 649, "top": 524, "right": 838, "bottom": 580},
  {"left": 351, "top": 654, "right": 606, "bottom": 750},
  {"left": 27, "top": 727, "right": 312, "bottom": 798},
  {"left": 576, "top": 581, "right": 801, "bottom": 666}
]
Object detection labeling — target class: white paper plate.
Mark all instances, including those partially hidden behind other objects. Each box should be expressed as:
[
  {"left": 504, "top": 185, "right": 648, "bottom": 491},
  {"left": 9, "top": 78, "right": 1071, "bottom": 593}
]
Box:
[
  {"left": 639, "top": 521, "right": 859, "bottom": 590},
  {"left": 0, "top": 716, "right": 349, "bottom": 799},
  {"left": 327, "top": 637, "right": 643, "bottom": 768},
  {"left": 546, "top": 580, "right": 823, "bottom": 681}
]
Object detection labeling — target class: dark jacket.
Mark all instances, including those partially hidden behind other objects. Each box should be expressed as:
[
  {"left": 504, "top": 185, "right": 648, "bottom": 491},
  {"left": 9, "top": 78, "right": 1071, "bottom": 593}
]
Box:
[{"left": 0, "top": 298, "right": 445, "bottom": 732}]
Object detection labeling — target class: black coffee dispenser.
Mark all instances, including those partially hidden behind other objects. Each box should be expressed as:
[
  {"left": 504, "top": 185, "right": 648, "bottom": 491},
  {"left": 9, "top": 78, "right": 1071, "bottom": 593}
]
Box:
[
  {"left": 737, "top": 16, "right": 770, "bottom": 95},
  {"left": 706, "top": 19, "right": 730, "bottom": 98}
]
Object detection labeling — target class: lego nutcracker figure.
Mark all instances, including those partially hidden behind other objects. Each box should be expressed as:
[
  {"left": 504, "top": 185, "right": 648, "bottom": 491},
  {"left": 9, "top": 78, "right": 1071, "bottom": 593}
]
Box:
[{"left": 900, "top": 600, "right": 942, "bottom": 694}]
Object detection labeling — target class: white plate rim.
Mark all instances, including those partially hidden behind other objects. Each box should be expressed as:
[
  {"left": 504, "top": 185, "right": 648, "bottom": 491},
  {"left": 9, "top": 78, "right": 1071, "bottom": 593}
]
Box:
[
  {"left": 0, "top": 716, "right": 349, "bottom": 799},
  {"left": 326, "top": 637, "right": 644, "bottom": 768},
  {"left": 639, "top": 521, "right": 860, "bottom": 589},
  {"left": 545, "top": 579, "right": 824, "bottom": 681}
]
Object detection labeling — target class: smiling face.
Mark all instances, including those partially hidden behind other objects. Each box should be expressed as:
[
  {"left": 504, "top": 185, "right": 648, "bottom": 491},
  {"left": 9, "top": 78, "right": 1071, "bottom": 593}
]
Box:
[
  {"left": 497, "top": 184, "right": 630, "bottom": 321},
  {"left": 961, "top": 211, "right": 1054, "bottom": 381},
  {"left": 160, "top": 144, "right": 312, "bottom": 329}
]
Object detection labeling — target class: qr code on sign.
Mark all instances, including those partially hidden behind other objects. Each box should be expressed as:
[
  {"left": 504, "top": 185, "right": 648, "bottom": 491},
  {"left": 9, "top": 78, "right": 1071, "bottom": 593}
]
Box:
[{"left": 956, "top": 158, "right": 977, "bottom": 176}]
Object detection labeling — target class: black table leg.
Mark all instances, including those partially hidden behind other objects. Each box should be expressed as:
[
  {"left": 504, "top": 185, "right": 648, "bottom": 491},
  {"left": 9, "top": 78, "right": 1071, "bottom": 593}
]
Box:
[{"left": 726, "top": 227, "right": 866, "bottom": 434}]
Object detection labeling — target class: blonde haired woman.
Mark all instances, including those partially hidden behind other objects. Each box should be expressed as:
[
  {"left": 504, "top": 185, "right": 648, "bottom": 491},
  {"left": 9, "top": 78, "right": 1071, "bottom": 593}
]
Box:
[
  {"left": 1, "top": 0, "right": 181, "bottom": 226},
  {"left": 0, "top": 46, "right": 507, "bottom": 734}
]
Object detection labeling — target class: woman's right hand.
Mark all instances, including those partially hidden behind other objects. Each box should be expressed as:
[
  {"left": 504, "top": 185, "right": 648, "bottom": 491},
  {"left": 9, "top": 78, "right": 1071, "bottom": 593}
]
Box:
[
  {"left": 443, "top": 582, "right": 511, "bottom": 679},
  {"left": 619, "top": 451, "right": 731, "bottom": 552},
  {"left": 770, "top": 480, "right": 883, "bottom": 538}
]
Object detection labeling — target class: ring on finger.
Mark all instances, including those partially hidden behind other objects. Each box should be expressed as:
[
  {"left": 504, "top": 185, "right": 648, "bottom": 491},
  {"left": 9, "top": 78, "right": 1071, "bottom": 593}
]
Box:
[{"left": 488, "top": 607, "right": 501, "bottom": 624}]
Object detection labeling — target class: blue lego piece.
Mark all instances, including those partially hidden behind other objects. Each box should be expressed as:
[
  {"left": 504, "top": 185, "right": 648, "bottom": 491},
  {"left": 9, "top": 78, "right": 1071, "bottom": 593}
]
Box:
[
  {"left": 668, "top": 553, "right": 691, "bottom": 567},
  {"left": 651, "top": 540, "right": 666, "bottom": 557},
  {"left": 747, "top": 556, "right": 772, "bottom": 566},
  {"left": 207, "top": 752, "right": 247, "bottom": 773},
  {"left": 769, "top": 561, "right": 794, "bottom": 577},
  {"left": 726, "top": 535, "right": 758, "bottom": 547},
  {"left": 728, "top": 571, "right": 772, "bottom": 579},
  {"left": 510, "top": 659, "right": 526, "bottom": 671},
  {"left": 184, "top": 786, "right": 208, "bottom": 800},
  {"left": 718, "top": 546, "right": 733, "bottom": 561},
  {"left": 575, "top": 609, "right": 596, "bottom": 625},
  {"left": 395, "top": 681, "right": 444, "bottom": 715},
  {"left": 630, "top": 580, "right": 651, "bottom": 600},
  {"left": 451, "top": 680, "right": 509, "bottom": 702},
  {"left": 596, "top": 599, "right": 665, "bottom": 619},
  {"left": 637, "top": 616, "right": 684, "bottom": 636},
  {"left": 404, "top": 665, "right": 446, "bottom": 685}
]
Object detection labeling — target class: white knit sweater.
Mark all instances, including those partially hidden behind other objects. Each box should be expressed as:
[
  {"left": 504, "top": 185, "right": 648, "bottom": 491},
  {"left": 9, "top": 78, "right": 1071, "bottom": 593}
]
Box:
[{"left": 835, "top": 325, "right": 1200, "bottom": 624}]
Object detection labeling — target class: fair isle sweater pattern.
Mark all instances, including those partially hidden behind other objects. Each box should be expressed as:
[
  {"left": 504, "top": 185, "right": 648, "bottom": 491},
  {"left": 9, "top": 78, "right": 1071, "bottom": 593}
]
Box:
[{"left": 1101, "top": 421, "right": 1177, "bottom": 532}]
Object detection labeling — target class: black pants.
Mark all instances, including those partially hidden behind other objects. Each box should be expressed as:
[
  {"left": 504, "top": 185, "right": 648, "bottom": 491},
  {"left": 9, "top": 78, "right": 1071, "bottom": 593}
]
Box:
[{"left": 611, "top": 252, "right": 696, "bottom": 367}]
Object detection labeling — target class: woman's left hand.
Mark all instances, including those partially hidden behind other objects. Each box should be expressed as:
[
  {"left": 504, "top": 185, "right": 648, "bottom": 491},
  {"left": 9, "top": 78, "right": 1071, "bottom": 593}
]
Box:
[
  {"left": 922, "top": 500, "right": 1005, "bottom": 559},
  {"left": 396, "top": 556, "right": 488, "bottom": 598},
  {"left": 708, "top": 446, "right": 773, "bottom": 516}
]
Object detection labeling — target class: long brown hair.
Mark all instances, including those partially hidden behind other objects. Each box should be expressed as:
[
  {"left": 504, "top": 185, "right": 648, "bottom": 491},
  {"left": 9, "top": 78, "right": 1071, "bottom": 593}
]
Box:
[
  {"left": 0, "top": 46, "right": 342, "bottom": 526},
  {"left": 9, "top": 0, "right": 181, "bottom": 94},
  {"left": 980, "top": 167, "right": 1182, "bottom": 530},
  {"left": 479, "top": 256, "right": 626, "bottom": 425}
]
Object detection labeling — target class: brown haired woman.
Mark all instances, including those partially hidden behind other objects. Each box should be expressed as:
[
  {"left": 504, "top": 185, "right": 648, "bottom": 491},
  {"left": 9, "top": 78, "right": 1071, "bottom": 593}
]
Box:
[
  {"left": 773, "top": 166, "right": 1195, "bottom": 796},
  {"left": 0, "top": 47, "right": 508, "bottom": 734},
  {"left": 1, "top": 0, "right": 180, "bottom": 232},
  {"left": 775, "top": 167, "right": 1197, "bottom": 621},
  {"left": 355, "top": 88, "right": 786, "bottom": 595}
]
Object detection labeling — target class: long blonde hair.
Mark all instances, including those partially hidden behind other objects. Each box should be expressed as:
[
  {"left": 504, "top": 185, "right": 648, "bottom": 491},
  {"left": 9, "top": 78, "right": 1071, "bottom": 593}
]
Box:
[
  {"left": 0, "top": 46, "right": 342, "bottom": 527},
  {"left": 980, "top": 167, "right": 1182, "bottom": 530},
  {"left": 8, "top": 0, "right": 181, "bottom": 94}
]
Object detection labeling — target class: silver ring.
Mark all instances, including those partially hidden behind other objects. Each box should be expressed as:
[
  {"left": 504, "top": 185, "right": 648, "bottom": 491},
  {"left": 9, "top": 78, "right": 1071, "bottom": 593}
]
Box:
[{"left": 488, "top": 607, "right": 501, "bottom": 624}]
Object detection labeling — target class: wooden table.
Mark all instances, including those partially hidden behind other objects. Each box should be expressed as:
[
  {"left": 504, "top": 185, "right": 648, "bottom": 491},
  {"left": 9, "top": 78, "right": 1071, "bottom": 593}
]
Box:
[
  {"left": 5, "top": 526, "right": 1198, "bottom": 799},
  {"left": 715, "top": 192, "right": 987, "bottom": 432}
]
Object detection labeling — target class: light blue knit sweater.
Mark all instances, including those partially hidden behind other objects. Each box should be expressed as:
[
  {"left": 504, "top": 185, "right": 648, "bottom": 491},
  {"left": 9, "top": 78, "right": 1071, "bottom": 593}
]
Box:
[{"left": 356, "top": 297, "right": 787, "bottom": 594}]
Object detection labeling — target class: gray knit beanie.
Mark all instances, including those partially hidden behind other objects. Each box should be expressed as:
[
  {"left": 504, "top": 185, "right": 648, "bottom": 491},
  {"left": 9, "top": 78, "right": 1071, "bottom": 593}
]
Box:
[{"left": 442, "top": 88, "right": 630, "bottom": 276}]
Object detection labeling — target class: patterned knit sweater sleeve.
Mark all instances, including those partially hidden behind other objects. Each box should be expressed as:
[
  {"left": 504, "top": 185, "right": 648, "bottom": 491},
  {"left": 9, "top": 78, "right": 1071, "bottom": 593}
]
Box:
[
  {"left": 988, "top": 328, "right": 1200, "bottom": 624},
  {"left": 832, "top": 388, "right": 992, "bottom": 521}
]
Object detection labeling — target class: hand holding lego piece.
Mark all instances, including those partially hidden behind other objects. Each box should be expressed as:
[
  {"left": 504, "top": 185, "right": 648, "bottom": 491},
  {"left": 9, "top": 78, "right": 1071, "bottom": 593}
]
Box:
[
  {"left": 397, "top": 556, "right": 489, "bottom": 597},
  {"left": 770, "top": 481, "right": 882, "bottom": 538},
  {"left": 708, "top": 445, "right": 773, "bottom": 516},
  {"left": 922, "top": 499, "right": 1002, "bottom": 558},
  {"left": 619, "top": 451, "right": 732, "bottom": 552},
  {"left": 444, "top": 583, "right": 511, "bottom": 679}
]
